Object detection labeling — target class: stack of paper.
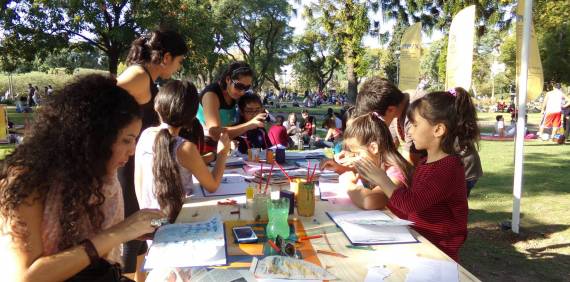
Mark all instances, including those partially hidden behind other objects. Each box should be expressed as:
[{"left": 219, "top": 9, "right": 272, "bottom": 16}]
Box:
[
  {"left": 201, "top": 168, "right": 251, "bottom": 197},
  {"left": 327, "top": 210, "right": 417, "bottom": 245},
  {"left": 285, "top": 149, "right": 325, "bottom": 160},
  {"left": 225, "top": 157, "right": 245, "bottom": 166},
  {"left": 143, "top": 216, "right": 227, "bottom": 270}
]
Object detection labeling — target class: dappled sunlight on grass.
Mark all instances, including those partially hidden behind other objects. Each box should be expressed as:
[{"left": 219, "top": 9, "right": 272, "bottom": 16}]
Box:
[{"left": 463, "top": 140, "right": 570, "bottom": 280}]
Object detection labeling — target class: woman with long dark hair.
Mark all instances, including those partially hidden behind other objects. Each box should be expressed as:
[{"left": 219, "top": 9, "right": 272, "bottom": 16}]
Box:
[
  {"left": 0, "top": 75, "right": 164, "bottom": 281},
  {"left": 116, "top": 29, "right": 188, "bottom": 276},
  {"left": 135, "top": 80, "right": 230, "bottom": 222},
  {"left": 196, "top": 61, "right": 266, "bottom": 155}
]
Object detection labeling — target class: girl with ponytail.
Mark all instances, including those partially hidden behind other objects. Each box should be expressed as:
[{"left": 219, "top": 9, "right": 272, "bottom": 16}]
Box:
[
  {"left": 340, "top": 112, "right": 413, "bottom": 219},
  {"left": 355, "top": 87, "right": 479, "bottom": 262},
  {"left": 135, "top": 80, "right": 230, "bottom": 223}
]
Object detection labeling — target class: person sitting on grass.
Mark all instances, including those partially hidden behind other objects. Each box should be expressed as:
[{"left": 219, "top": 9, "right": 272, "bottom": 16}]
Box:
[
  {"left": 283, "top": 113, "right": 302, "bottom": 147},
  {"left": 234, "top": 94, "right": 270, "bottom": 154},
  {"left": 299, "top": 109, "right": 316, "bottom": 145},
  {"left": 268, "top": 115, "right": 289, "bottom": 147},
  {"left": 135, "top": 80, "right": 230, "bottom": 223},
  {"left": 0, "top": 74, "right": 165, "bottom": 281}
]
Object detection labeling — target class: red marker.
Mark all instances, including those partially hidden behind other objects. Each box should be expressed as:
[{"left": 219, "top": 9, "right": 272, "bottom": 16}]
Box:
[{"left": 267, "top": 239, "right": 281, "bottom": 253}]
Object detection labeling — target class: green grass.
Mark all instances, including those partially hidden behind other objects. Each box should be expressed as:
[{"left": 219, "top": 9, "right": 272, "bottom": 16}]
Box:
[{"left": 461, "top": 140, "right": 570, "bottom": 281}]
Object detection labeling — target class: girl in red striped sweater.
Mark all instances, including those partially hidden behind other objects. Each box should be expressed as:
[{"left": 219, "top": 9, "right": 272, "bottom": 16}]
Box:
[{"left": 356, "top": 87, "right": 479, "bottom": 261}]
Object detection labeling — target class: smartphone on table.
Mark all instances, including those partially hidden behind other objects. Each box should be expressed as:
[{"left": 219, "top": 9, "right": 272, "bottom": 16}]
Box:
[{"left": 232, "top": 226, "right": 258, "bottom": 243}]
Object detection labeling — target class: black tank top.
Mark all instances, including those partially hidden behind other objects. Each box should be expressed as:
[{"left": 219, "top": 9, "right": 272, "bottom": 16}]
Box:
[{"left": 137, "top": 65, "right": 160, "bottom": 130}]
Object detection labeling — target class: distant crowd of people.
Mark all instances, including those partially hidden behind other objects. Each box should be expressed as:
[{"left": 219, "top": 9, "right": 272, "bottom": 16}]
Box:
[
  {"left": 260, "top": 89, "right": 347, "bottom": 108},
  {"left": 3, "top": 84, "right": 55, "bottom": 113}
]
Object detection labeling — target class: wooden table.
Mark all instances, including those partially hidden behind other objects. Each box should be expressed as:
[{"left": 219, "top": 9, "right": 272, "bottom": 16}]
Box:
[{"left": 177, "top": 186, "right": 480, "bottom": 282}]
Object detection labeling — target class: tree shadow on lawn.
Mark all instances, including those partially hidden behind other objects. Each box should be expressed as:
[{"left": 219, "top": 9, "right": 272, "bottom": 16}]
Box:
[
  {"left": 473, "top": 151, "right": 569, "bottom": 196},
  {"left": 462, "top": 209, "right": 570, "bottom": 281}
]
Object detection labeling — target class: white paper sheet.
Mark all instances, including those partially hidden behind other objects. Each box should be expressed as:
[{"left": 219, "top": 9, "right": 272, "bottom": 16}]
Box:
[
  {"left": 143, "top": 216, "right": 226, "bottom": 270},
  {"left": 201, "top": 168, "right": 251, "bottom": 197},
  {"left": 405, "top": 258, "right": 459, "bottom": 282},
  {"left": 364, "top": 265, "right": 392, "bottom": 282},
  {"left": 327, "top": 210, "right": 417, "bottom": 245}
]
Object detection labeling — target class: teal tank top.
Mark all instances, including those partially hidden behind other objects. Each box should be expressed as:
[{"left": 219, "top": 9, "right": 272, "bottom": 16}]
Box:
[{"left": 196, "top": 82, "right": 236, "bottom": 127}]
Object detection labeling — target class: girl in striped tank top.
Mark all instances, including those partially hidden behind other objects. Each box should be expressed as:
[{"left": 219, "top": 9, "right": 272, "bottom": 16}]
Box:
[{"left": 355, "top": 87, "right": 479, "bottom": 261}]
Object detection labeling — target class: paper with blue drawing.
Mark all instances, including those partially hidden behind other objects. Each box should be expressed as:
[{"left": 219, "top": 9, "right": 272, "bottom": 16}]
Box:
[{"left": 143, "top": 215, "right": 227, "bottom": 269}]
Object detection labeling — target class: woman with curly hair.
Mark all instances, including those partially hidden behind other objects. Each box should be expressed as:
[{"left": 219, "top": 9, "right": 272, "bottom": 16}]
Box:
[
  {"left": 135, "top": 80, "right": 230, "bottom": 222},
  {"left": 0, "top": 75, "right": 165, "bottom": 281},
  {"left": 116, "top": 29, "right": 188, "bottom": 276}
]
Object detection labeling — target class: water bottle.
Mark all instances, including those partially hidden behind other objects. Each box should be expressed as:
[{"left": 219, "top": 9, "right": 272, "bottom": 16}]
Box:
[{"left": 297, "top": 133, "right": 304, "bottom": 150}]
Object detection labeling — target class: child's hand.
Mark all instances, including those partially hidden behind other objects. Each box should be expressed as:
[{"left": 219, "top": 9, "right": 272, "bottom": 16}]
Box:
[
  {"left": 247, "top": 113, "right": 266, "bottom": 129},
  {"left": 217, "top": 131, "right": 230, "bottom": 155},
  {"left": 340, "top": 171, "right": 360, "bottom": 191},
  {"left": 334, "top": 151, "right": 361, "bottom": 168},
  {"left": 320, "top": 158, "right": 354, "bottom": 174},
  {"left": 355, "top": 158, "right": 389, "bottom": 188}
]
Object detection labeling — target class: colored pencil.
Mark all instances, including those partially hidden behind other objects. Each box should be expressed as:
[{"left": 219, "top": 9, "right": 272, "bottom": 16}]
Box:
[
  {"left": 316, "top": 249, "right": 347, "bottom": 258},
  {"left": 264, "top": 163, "right": 274, "bottom": 193},
  {"left": 276, "top": 161, "right": 291, "bottom": 182},
  {"left": 309, "top": 163, "right": 318, "bottom": 182},
  {"left": 268, "top": 239, "right": 281, "bottom": 253},
  {"left": 258, "top": 163, "right": 263, "bottom": 192}
]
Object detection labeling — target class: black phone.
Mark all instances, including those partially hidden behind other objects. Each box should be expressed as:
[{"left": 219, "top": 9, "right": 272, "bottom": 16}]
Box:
[{"left": 232, "top": 226, "right": 258, "bottom": 243}]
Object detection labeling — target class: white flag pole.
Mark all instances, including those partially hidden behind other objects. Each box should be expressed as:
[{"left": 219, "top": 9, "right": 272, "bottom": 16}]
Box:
[{"left": 512, "top": 0, "right": 534, "bottom": 234}]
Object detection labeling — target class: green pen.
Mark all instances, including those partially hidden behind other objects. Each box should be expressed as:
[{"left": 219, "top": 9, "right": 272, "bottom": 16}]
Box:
[{"left": 346, "top": 245, "right": 374, "bottom": 251}]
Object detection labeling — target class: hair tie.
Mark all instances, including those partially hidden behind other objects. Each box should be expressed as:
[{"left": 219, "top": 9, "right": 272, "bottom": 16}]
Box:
[
  {"left": 159, "top": 123, "right": 170, "bottom": 130},
  {"left": 372, "top": 112, "right": 385, "bottom": 121},
  {"left": 448, "top": 88, "right": 457, "bottom": 97}
]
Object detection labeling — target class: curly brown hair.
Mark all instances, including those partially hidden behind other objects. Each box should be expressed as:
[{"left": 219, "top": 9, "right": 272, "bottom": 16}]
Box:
[{"left": 0, "top": 74, "right": 141, "bottom": 250}]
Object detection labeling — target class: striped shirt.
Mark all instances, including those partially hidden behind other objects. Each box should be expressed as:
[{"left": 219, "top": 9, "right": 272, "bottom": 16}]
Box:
[{"left": 389, "top": 155, "right": 468, "bottom": 261}]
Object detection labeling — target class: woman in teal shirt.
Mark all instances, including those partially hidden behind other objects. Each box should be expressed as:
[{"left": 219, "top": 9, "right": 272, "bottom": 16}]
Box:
[{"left": 197, "top": 62, "right": 266, "bottom": 154}]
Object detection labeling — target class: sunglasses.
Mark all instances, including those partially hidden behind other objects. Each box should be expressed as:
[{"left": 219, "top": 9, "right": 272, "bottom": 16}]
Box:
[
  {"left": 232, "top": 80, "right": 251, "bottom": 92},
  {"left": 275, "top": 235, "right": 296, "bottom": 258}
]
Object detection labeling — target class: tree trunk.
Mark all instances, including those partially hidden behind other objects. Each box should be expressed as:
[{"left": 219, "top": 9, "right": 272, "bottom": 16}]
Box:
[
  {"left": 346, "top": 56, "right": 358, "bottom": 103},
  {"left": 107, "top": 48, "right": 120, "bottom": 76},
  {"left": 318, "top": 78, "right": 325, "bottom": 93}
]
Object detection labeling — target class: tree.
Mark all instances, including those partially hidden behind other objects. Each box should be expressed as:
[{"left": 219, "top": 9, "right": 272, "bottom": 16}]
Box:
[
  {"left": 213, "top": 0, "right": 293, "bottom": 90},
  {"left": 420, "top": 37, "right": 447, "bottom": 90},
  {"left": 1, "top": 1, "right": 146, "bottom": 74},
  {"left": 386, "top": 1, "right": 514, "bottom": 37},
  {"left": 304, "top": 0, "right": 380, "bottom": 103},
  {"left": 534, "top": 0, "right": 570, "bottom": 84},
  {"left": 139, "top": 0, "right": 231, "bottom": 87},
  {"left": 289, "top": 23, "right": 342, "bottom": 92}
]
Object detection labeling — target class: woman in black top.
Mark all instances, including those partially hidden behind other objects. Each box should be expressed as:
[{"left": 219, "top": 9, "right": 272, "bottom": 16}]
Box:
[{"left": 116, "top": 29, "right": 188, "bottom": 278}]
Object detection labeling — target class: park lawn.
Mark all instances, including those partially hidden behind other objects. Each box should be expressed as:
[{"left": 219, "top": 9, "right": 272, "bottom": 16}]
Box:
[{"left": 461, "top": 139, "right": 570, "bottom": 281}]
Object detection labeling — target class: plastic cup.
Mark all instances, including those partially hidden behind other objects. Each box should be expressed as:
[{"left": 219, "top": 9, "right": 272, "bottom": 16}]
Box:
[
  {"left": 253, "top": 190, "right": 269, "bottom": 221},
  {"left": 266, "top": 198, "right": 291, "bottom": 240},
  {"left": 297, "top": 181, "right": 315, "bottom": 217}
]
